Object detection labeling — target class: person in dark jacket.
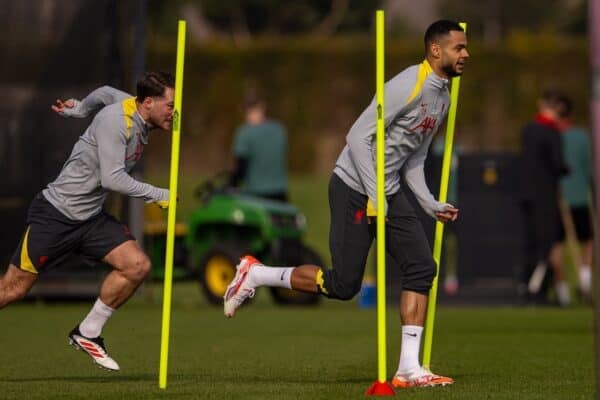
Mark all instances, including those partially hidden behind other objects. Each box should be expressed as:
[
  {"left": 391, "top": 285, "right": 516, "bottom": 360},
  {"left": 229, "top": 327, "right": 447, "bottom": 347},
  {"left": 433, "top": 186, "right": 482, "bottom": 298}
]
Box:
[{"left": 520, "top": 89, "right": 569, "bottom": 304}]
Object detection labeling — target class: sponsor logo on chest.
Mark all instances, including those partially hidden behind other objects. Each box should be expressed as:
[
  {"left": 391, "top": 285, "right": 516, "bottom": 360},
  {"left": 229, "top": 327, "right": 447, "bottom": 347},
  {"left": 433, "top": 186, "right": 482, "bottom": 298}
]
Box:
[
  {"left": 410, "top": 102, "right": 446, "bottom": 135},
  {"left": 125, "top": 131, "right": 144, "bottom": 162}
]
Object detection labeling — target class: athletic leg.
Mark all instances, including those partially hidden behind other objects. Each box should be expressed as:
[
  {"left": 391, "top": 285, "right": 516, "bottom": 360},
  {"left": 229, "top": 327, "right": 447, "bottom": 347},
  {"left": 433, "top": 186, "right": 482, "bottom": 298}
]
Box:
[
  {"left": 574, "top": 207, "right": 593, "bottom": 296},
  {"left": 267, "top": 173, "right": 374, "bottom": 298},
  {"left": 0, "top": 265, "right": 38, "bottom": 308},
  {"left": 579, "top": 240, "right": 593, "bottom": 296},
  {"left": 383, "top": 190, "right": 452, "bottom": 388},
  {"left": 69, "top": 215, "right": 147, "bottom": 371},
  {"left": 100, "top": 240, "right": 151, "bottom": 308},
  {"left": 224, "top": 174, "right": 373, "bottom": 317},
  {"left": 549, "top": 243, "right": 570, "bottom": 306}
]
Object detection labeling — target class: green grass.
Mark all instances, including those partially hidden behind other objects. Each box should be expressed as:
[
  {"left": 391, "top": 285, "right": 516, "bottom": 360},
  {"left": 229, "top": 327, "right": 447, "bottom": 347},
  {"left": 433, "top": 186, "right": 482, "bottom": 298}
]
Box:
[{"left": 0, "top": 283, "right": 594, "bottom": 399}]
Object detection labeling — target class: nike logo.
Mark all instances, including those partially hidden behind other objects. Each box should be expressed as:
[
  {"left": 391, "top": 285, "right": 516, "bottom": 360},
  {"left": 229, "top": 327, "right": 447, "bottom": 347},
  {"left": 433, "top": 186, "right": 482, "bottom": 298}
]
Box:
[
  {"left": 404, "top": 333, "right": 417, "bottom": 337},
  {"left": 280, "top": 271, "right": 286, "bottom": 281}
]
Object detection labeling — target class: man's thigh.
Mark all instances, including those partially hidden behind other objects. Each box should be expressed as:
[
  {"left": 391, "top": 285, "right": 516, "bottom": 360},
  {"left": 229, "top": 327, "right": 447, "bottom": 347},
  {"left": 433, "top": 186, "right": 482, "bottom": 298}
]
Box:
[
  {"left": 11, "top": 195, "right": 80, "bottom": 273},
  {"left": 79, "top": 211, "right": 136, "bottom": 264},
  {"left": 326, "top": 174, "right": 374, "bottom": 293}
]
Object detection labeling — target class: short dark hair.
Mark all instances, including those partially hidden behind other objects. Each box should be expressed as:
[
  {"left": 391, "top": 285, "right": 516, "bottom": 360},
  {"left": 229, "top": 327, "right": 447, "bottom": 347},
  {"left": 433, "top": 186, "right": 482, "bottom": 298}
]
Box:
[
  {"left": 557, "top": 94, "right": 573, "bottom": 119},
  {"left": 136, "top": 71, "right": 174, "bottom": 101},
  {"left": 424, "top": 20, "right": 464, "bottom": 52},
  {"left": 539, "top": 89, "right": 572, "bottom": 117},
  {"left": 539, "top": 89, "right": 564, "bottom": 108},
  {"left": 243, "top": 90, "right": 265, "bottom": 111}
]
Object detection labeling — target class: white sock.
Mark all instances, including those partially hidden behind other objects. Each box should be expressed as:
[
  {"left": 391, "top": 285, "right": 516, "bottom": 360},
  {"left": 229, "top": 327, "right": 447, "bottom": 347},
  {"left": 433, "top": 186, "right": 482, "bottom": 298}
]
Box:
[
  {"left": 80, "top": 298, "right": 115, "bottom": 338},
  {"left": 555, "top": 281, "right": 571, "bottom": 306},
  {"left": 396, "top": 325, "right": 424, "bottom": 375},
  {"left": 579, "top": 265, "right": 592, "bottom": 294},
  {"left": 248, "top": 265, "right": 294, "bottom": 289}
]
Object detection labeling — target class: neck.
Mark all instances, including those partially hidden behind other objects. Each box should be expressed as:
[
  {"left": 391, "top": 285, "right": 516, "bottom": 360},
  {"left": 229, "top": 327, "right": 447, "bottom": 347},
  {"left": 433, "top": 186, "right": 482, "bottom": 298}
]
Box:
[
  {"left": 136, "top": 101, "right": 153, "bottom": 128},
  {"left": 538, "top": 110, "right": 556, "bottom": 121},
  {"left": 136, "top": 101, "right": 149, "bottom": 121},
  {"left": 426, "top": 57, "right": 449, "bottom": 79},
  {"left": 246, "top": 110, "right": 265, "bottom": 125}
]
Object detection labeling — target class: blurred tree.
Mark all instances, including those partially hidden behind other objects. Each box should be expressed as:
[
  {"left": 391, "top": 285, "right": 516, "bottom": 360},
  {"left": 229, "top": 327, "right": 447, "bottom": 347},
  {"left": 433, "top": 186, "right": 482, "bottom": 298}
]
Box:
[
  {"left": 148, "top": 0, "right": 587, "bottom": 43},
  {"left": 148, "top": 0, "right": 381, "bottom": 42},
  {"left": 440, "top": 0, "right": 586, "bottom": 45}
]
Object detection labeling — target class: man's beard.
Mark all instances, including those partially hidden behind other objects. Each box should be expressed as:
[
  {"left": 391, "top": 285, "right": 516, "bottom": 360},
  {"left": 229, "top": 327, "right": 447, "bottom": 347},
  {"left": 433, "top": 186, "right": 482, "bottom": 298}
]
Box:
[{"left": 442, "top": 63, "right": 462, "bottom": 78}]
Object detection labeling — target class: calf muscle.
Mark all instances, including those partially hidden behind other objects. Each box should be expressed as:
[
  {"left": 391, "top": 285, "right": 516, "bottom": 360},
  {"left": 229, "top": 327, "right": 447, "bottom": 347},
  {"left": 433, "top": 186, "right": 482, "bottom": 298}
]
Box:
[{"left": 0, "top": 265, "right": 37, "bottom": 308}]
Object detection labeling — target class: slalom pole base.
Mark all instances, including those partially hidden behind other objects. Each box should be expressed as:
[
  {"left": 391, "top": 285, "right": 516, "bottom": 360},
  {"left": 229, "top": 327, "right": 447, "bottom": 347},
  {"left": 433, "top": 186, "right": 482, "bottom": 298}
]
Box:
[{"left": 365, "top": 380, "right": 395, "bottom": 396}]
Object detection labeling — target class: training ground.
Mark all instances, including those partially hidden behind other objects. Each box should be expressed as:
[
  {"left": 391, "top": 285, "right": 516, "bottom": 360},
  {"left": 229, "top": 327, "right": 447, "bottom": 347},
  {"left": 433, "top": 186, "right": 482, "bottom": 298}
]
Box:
[{"left": 0, "top": 282, "right": 593, "bottom": 400}]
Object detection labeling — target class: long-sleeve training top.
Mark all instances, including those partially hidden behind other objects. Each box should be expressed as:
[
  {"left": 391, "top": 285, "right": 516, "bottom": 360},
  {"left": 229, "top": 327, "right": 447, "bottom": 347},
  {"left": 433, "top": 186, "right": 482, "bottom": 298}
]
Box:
[
  {"left": 43, "top": 86, "right": 169, "bottom": 221},
  {"left": 333, "top": 59, "right": 451, "bottom": 218}
]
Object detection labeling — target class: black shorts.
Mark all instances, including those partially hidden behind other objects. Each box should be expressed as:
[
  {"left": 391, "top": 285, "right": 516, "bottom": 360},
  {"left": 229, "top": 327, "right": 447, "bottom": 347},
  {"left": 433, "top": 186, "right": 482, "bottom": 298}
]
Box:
[
  {"left": 321, "top": 174, "right": 436, "bottom": 299},
  {"left": 521, "top": 199, "right": 562, "bottom": 280},
  {"left": 10, "top": 193, "right": 135, "bottom": 274},
  {"left": 558, "top": 206, "right": 593, "bottom": 241}
]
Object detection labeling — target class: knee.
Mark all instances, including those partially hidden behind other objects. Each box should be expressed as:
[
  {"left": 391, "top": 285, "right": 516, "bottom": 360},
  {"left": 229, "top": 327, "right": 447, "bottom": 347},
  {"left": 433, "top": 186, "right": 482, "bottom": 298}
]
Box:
[
  {"left": 121, "top": 255, "right": 151, "bottom": 282},
  {"left": 403, "top": 258, "right": 436, "bottom": 293},
  {"left": 326, "top": 272, "right": 362, "bottom": 301}
]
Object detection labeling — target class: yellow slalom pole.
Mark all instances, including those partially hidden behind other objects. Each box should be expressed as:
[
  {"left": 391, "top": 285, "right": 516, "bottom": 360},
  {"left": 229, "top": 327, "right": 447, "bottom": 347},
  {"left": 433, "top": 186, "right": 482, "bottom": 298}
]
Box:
[
  {"left": 366, "top": 11, "right": 394, "bottom": 396},
  {"left": 422, "top": 22, "right": 466, "bottom": 369},
  {"left": 375, "top": 10, "right": 387, "bottom": 385},
  {"left": 159, "top": 19, "right": 186, "bottom": 390}
]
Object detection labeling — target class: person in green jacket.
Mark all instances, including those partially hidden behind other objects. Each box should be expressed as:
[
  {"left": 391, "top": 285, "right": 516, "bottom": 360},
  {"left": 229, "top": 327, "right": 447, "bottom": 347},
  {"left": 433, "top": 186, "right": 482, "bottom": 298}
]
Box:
[
  {"left": 551, "top": 95, "right": 593, "bottom": 305},
  {"left": 230, "top": 92, "right": 289, "bottom": 202}
]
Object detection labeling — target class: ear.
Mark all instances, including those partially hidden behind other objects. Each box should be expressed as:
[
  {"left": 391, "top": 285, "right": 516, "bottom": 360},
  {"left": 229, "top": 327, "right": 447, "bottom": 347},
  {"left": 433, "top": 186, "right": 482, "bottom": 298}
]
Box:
[
  {"left": 141, "top": 96, "right": 154, "bottom": 110},
  {"left": 430, "top": 42, "right": 442, "bottom": 59}
]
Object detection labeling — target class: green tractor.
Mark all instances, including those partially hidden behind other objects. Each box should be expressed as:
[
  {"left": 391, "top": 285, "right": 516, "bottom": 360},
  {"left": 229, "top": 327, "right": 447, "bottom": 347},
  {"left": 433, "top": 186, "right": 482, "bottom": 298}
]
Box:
[{"left": 146, "top": 173, "right": 322, "bottom": 306}]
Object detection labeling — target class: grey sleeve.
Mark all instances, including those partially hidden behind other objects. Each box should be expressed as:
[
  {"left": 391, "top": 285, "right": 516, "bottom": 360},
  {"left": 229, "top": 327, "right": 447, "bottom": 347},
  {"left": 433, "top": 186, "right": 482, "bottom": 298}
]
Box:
[
  {"left": 346, "top": 73, "right": 415, "bottom": 214},
  {"left": 403, "top": 134, "right": 449, "bottom": 219},
  {"left": 61, "top": 86, "right": 132, "bottom": 118},
  {"left": 95, "top": 116, "right": 169, "bottom": 202}
]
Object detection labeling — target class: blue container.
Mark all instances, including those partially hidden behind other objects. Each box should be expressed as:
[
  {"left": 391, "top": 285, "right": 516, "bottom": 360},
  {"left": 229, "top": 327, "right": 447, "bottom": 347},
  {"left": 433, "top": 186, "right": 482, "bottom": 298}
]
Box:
[{"left": 358, "top": 281, "right": 376, "bottom": 309}]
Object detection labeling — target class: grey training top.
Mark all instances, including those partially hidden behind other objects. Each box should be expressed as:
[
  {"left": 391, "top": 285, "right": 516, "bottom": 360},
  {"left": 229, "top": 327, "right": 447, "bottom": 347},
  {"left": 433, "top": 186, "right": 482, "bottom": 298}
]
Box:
[
  {"left": 333, "top": 60, "right": 451, "bottom": 218},
  {"left": 43, "top": 86, "right": 169, "bottom": 221}
]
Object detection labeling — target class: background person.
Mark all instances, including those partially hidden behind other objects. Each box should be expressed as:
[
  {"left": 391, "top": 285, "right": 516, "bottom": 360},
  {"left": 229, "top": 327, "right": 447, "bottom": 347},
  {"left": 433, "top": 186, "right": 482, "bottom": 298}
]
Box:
[
  {"left": 550, "top": 94, "right": 594, "bottom": 304},
  {"left": 519, "top": 89, "right": 569, "bottom": 305},
  {"left": 0, "top": 72, "right": 174, "bottom": 371},
  {"left": 230, "top": 92, "right": 289, "bottom": 202}
]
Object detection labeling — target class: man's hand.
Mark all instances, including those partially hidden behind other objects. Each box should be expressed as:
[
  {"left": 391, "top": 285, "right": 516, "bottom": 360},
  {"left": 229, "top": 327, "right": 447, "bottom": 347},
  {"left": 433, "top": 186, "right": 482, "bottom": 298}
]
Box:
[
  {"left": 366, "top": 198, "right": 389, "bottom": 224},
  {"left": 155, "top": 200, "right": 169, "bottom": 209},
  {"left": 51, "top": 99, "right": 75, "bottom": 115},
  {"left": 435, "top": 205, "right": 459, "bottom": 223},
  {"left": 155, "top": 194, "right": 178, "bottom": 210},
  {"left": 366, "top": 198, "right": 377, "bottom": 217}
]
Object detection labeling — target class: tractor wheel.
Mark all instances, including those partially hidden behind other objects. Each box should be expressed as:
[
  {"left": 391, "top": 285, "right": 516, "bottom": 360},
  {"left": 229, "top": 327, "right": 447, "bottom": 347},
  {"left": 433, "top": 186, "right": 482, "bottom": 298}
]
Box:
[
  {"left": 198, "top": 244, "right": 245, "bottom": 305},
  {"left": 270, "top": 244, "right": 323, "bottom": 306}
]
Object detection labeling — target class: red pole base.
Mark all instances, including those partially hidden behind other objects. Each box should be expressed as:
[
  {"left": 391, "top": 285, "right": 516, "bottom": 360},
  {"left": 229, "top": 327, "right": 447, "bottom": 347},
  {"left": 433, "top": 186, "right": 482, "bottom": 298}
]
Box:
[{"left": 365, "top": 380, "right": 395, "bottom": 396}]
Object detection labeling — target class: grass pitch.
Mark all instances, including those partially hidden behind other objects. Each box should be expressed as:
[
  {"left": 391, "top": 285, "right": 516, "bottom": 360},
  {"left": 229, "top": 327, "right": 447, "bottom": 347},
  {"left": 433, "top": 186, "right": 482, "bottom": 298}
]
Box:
[{"left": 0, "top": 282, "right": 594, "bottom": 399}]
